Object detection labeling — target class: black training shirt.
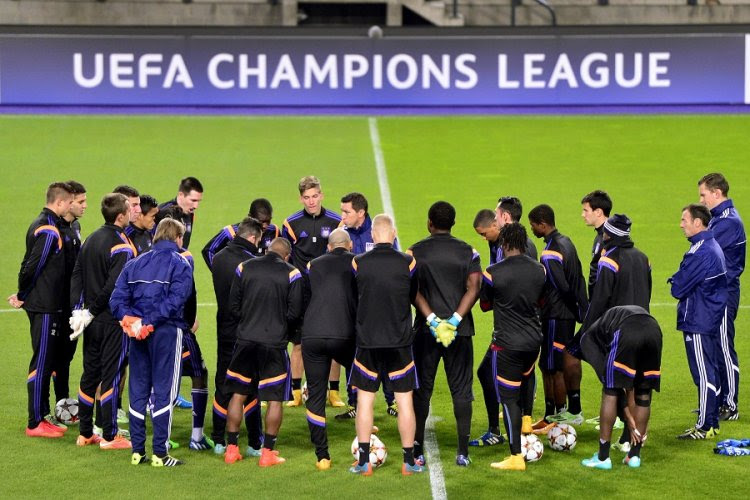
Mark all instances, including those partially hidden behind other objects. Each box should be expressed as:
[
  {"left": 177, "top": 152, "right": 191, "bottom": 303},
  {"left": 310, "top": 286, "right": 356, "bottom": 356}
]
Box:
[
  {"left": 353, "top": 243, "right": 418, "bottom": 348},
  {"left": 302, "top": 247, "right": 357, "bottom": 340},
  {"left": 480, "top": 254, "right": 546, "bottom": 352},
  {"left": 281, "top": 207, "right": 342, "bottom": 271},
  {"left": 211, "top": 237, "right": 258, "bottom": 342},
  {"left": 229, "top": 252, "right": 304, "bottom": 348},
  {"left": 409, "top": 233, "right": 481, "bottom": 337},
  {"left": 539, "top": 229, "right": 589, "bottom": 322},
  {"left": 156, "top": 199, "right": 195, "bottom": 249},
  {"left": 125, "top": 223, "right": 153, "bottom": 255}
]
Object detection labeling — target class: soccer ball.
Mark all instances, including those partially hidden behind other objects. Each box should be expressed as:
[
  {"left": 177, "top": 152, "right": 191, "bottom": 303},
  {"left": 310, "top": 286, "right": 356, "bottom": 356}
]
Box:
[
  {"left": 547, "top": 423, "right": 577, "bottom": 451},
  {"left": 301, "top": 382, "right": 309, "bottom": 404},
  {"left": 521, "top": 433, "right": 544, "bottom": 462},
  {"left": 351, "top": 434, "right": 388, "bottom": 468},
  {"left": 55, "top": 398, "right": 79, "bottom": 425}
]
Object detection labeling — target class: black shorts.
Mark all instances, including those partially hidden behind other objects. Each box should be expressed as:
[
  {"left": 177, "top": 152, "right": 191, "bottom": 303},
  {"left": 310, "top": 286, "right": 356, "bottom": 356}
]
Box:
[
  {"left": 494, "top": 347, "right": 539, "bottom": 400},
  {"left": 225, "top": 341, "right": 292, "bottom": 401},
  {"left": 541, "top": 318, "right": 575, "bottom": 372},
  {"left": 582, "top": 316, "right": 662, "bottom": 392},
  {"left": 348, "top": 347, "right": 418, "bottom": 393},
  {"left": 181, "top": 331, "right": 207, "bottom": 378}
]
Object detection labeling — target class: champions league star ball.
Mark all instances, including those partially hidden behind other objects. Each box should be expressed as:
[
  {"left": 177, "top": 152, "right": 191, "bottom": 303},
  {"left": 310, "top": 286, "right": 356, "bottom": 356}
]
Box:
[
  {"left": 55, "top": 398, "right": 79, "bottom": 425},
  {"left": 521, "top": 433, "right": 544, "bottom": 462},
  {"left": 351, "top": 434, "right": 388, "bottom": 468},
  {"left": 547, "top": 423, "right": 577, "bottom": 451}
]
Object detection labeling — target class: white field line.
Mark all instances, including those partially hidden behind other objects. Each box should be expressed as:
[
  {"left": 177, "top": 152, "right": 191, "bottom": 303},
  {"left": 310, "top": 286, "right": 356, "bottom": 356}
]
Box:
[{"left": 368, "top": 116, "right": 447, "bottom": 500}]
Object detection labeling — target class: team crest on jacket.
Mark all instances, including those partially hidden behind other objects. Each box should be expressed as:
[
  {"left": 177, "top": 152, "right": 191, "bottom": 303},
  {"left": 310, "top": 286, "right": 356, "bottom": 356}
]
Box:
[
  {"left": 365, "top": 242, "right": 375, "bottom": 252},
  {"left": 321, "top": 226, "right": 331, "bottom": 238}
]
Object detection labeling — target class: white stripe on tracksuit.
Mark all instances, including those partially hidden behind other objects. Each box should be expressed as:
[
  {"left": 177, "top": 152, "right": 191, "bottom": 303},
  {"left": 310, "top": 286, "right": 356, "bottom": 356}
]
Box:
[
  {"left": 692, "top": 335, "right": 708, "bottom": 429},
  {"left": 719, "top": 307, "right": 737, "bottom": 410},
  {"left": 164, "top": 328, "right": 183, "bottom": 452}
]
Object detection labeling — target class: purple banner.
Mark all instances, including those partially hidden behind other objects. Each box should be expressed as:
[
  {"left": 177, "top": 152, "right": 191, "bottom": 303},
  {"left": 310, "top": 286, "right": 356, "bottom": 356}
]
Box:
[{"left": 0, "top": 34, "right": 747, "bottom": 106}]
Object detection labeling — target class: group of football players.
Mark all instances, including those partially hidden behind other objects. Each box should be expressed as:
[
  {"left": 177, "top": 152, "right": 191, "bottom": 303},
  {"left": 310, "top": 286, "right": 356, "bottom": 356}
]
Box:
[{"left": 12, "top": 172, "right": 744, "bottom": 472}]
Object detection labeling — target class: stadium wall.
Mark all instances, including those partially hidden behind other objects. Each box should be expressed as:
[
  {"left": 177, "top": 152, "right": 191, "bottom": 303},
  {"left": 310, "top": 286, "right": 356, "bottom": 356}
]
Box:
[{"left": 0, "top": 27, "right": 749, "bottom": 110}]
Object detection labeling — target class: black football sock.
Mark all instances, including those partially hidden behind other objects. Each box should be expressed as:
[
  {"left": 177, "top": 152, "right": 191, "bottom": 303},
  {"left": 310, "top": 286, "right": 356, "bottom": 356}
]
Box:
[
  {"left": 556, "top": 403, "right": 566, "bottom": 414},
  {"left": 358, "top": 442, "right": 370, "bottom": 467},
  {"left": 414, "top": 441, "right": 423, "bottom": 458},
  {"left": 403, "top": 446, "right": 415, "bottom": 466},
  {"left": 329, "top": 381, "right": 340, "bottom": 391},
  {"left": 227, "top": 431, "right": 239, "bottom": 446},
  {"left": 598, "top": 439, "right": 611, "bottom": 461},
  {"left": 503, "top": 401, "right": 523, "bottom": 455},
  {"left": 264, "top": 433, "right": 277, "bottom": 451},
  {"left": 292, "top": 379, "right": 302, "bottom": 391},
  {"left": 545, "top": 398, "right": 555, "bottom": 419},
  {"left": 628, "top": 442, "right": 642, "bottom": 458},
  {"left": 567, "top": 390, "right": 581, "bottom": 415}
]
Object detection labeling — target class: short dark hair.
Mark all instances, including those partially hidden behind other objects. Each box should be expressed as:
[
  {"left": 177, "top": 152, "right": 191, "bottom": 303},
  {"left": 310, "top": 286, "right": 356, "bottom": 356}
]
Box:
[
  {"left": 473, "top": 209, "right": 496, "bottom": 228},
  {"left": 581, "top": 190, "right": 612, "bottom": 217},
  {"left": 499, "top": 222, "right": 528, "bottom": 253},
  {"left": 528, "top": 204, "right": 555, "bottom": 226},
  {"left": 683, "top": 203, "right": 712, "bottom": 228},
  {"left": 66, "top": 180, "right": 86, "bottom": 195},
  {"left": 46, "top": 182, "right": 73, "bottom": 204},
  {"left": 249, "top": 198, "right": 273, "bottom": 221},
  {"left": 428, "top": 201, "right": 456, "bottom": 231},
  {"left": 341, "top": 192, "right": 369, "bottom": 214},
  {"left": 101, "top": 193, "right": 129, "bottom": 224},
  {"left": 237, "top": 217, "right": 263, "bottom": 239},
  {"left": 178, "top": 177, "right": 203, "bottom": 195},
  {"left": 699, "top": 173, "right": 729, "bottom": 197},
  {"left": 113, "top": 185, "right": 139, "bottom": 198},
  {"left": 497, "top": 196, "right": 523, "bottom": 222},
  {"left": 140, "top": 194, "right": 158, "bottom": 214}
]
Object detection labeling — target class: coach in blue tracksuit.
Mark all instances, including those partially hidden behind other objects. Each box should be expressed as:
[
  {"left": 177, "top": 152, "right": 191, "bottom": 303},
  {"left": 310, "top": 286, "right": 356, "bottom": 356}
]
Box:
[
  {"left": 670, "top": 204, "right": 728, "bottom": 440},
  {"left": 110, "top": 218, "right": 193, "bottom": 467},
  {"left": 699, "top": 173, "right": 746, "bottom": 420}
]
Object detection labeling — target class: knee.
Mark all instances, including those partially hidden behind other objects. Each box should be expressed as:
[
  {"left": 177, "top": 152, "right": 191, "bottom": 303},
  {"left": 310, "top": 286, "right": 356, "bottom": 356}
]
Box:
[{"left": 634, "top": 389, "right": 652, "bottom": 407}]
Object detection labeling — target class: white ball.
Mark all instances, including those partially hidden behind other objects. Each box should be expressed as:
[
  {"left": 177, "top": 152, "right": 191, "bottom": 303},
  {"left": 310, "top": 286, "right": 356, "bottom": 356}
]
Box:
[
  {"left": 521, "top": 433, "right": 544, "bottom": 462},
  {"left": 55, "top": 398, "right": 79, "bottom": 425},
  {"left": 368, "top": 25, "right": 383, "bottom": 39},
  {"left": 351, "top": 434, "right": 388, "bottom": 467},
  {"left": 547, "top": 423, "right": 577, "bottom": 451},
  {"left": 301, "top": 382, "right": 309, "bottom": 404}
]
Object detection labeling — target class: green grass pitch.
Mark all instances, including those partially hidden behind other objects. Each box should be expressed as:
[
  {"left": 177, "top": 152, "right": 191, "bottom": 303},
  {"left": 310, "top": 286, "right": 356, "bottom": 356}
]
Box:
[{"left": 1, "top": 114, "right": 749, "bottom": 499}]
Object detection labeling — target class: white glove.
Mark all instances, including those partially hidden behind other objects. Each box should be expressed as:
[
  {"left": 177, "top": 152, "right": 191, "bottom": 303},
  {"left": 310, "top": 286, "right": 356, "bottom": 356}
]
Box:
[{"left": 69, "top": 309, "right": 93, "bottom": 340}]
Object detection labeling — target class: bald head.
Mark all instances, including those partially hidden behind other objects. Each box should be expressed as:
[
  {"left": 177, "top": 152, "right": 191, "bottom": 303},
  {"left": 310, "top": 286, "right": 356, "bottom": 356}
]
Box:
[
  {"left": 269, "top": 237, "right": 292, "bottom": 261},
  {"left": 327, "top": 228, "right": 352, "bottom": 251},
  {"left": 371, "top": 213, "right": 396, "bottom": 244}
]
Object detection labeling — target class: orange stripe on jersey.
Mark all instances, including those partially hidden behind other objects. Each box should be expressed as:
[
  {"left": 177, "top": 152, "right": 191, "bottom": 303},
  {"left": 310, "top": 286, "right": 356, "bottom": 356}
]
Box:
[
  {"left": 182, "top": 351, "right": 190, "bottom": 359},
  {"left": 213, "top": 400, "right": 227, "bottom": 415},
  {"left": 225, "top": 225, "right": 236, "bottom": 238},
  {"left": 482, "top": 270, "right": 493, "bottom": 284},
  {"left": 283, "top": 220, "right": 297, "bottom": 242},
  {"left": 259, "top": 373, "right": 287, "bottom": 386},
  {"left": 244, "top": 399, "right": 259, "bottom": 413},
  {"left": 522, "top": 364, "right": 536, "bottom": 376},
  {"left": 180, "top": 250, "right": 193, "bottom": 259},
  {"left": 100, "top": 388, "right": 114, "bottom": 401},
  {"left": 408, "top": 258, "right": 416, "bottom": 272},
  {"left": 226, "top": 370, "right": 252, "bottom": 384},
  {"left": 306, "top": 410, "right": 326, "bottom": 425},
  {"left": 553, "top": 342, "right": 566, "bottom": 351},
  {"left": 600, "top": 256, "right": 619, "bottom": 272},
  {"left": 118, "top": 233, "right": 138, "bottom": 256},
  {"left": 27, "top": 369, "right": 37, "bottom": 380},
  {"left": 78, "top": 388, "right": 95, "bottom": 404},
  {"left": 289, "top": 269, "right": 301, "bottom": 282},
  {"left": 354, "top": 359, "right": 377, "bottom": 379},
  {"left": 644, "top": 370, "right": 661, "bottom": 377},
  {"left": 405, "top": 248, "right": 414, "bottom": 256},
  {"left": 541, "top": 250, "right": 564, "bottom": 261},
  {"left": 495, "top": 375, "right": 521, "bottom": 387},
  {"left": 34, "top": 225, "right": 63, "bottom": 250},
  {"left": 613, "top": 361, "right": 636, "bottom": 375},
  {"left": 388, "top": 361, "right": 415, "bottom": 379},
  {"left": 351, "top": 259, "right": 359, "bottom": 272}
]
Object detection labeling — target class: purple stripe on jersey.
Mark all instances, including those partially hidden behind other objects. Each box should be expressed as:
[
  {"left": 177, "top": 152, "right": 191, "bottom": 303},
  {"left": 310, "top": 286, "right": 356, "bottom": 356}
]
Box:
[
  {"left": 307, "top": 414, "right": 326, "bottom": 428},
  {"left": 286, "top": 211, "right": 305, "bottom": 222},
  {"left": 472, "top": 251, "right": 480, "bottom": 261},
  {"left": 183, "top": 334, "right": 202, "bottom": 375},
  {"left": 613, "top": 365, "right": 636, "bottom": 378},
  {"left": 606, "top": 329, "right": 621, "bottom": 388},
  {"left": 289, "top": 272, "right": 302, "bottom": 283},
  {"left": 324, "top": 209, "right": 342, "bottom": 221},
  {"left": 491, "top": 350, "right": 500, "bottom": 402},
  {"left": 111, "top": 248, "right": 135, "bottom": 257},
  {"left": 598, "top": 261, "right": 619, "bottom": 274},
  {"left": 31, "top": 233, "right": 54, "bottom": 290}
]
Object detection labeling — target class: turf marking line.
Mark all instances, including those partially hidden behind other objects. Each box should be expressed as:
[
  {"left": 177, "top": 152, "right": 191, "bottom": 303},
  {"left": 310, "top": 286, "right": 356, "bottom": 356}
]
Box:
[
  {"left": 368, "top": 117, "right": 395, "bottom": 219},
  {"left": 745, "top": 34, "right": 750, "bottom": 105},
  {"left": 368, "top": 116, "right": 448, "bottom": 500}
]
